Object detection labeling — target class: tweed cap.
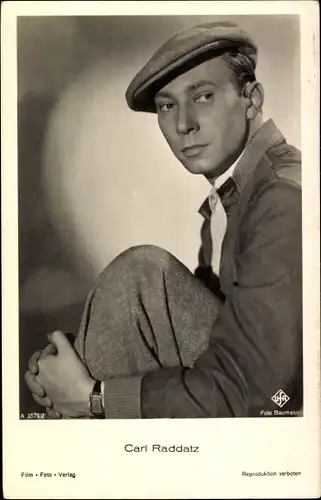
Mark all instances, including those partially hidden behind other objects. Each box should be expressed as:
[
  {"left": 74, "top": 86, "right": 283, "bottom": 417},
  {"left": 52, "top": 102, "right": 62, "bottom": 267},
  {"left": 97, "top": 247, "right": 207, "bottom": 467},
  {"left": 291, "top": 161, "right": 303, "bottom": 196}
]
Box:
[{"left": 126, "top": 21, "right": 257, "bottom": 113}]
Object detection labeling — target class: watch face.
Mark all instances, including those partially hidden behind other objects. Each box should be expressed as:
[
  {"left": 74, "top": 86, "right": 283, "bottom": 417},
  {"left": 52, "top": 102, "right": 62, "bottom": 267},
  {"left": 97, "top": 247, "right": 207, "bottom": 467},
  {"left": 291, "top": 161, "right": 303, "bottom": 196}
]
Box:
[{"left": 90, "top": 394, "right": 104, "bottom": 417}]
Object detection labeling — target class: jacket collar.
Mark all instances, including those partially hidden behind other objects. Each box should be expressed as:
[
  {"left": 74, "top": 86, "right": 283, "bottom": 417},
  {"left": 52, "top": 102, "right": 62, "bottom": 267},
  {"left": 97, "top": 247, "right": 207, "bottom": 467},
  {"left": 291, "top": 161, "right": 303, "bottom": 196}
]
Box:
[{"left": 198, "top": 119, "right": 285, "bottom": 220}]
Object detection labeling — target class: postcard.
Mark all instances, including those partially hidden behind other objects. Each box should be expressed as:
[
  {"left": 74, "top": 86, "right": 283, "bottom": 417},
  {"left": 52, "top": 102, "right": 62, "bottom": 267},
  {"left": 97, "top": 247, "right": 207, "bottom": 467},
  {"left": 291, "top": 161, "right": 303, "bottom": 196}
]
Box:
[{"left": 2, "top": 1, "right": 320, "bottom": 498}]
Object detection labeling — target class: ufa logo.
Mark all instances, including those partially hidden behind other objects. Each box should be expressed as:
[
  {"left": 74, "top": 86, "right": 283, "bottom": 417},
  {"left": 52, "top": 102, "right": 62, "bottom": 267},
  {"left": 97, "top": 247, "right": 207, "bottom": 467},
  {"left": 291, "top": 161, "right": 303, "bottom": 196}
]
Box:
[{"left": 271, "top": 389, "right": 290, "bottom": 408}]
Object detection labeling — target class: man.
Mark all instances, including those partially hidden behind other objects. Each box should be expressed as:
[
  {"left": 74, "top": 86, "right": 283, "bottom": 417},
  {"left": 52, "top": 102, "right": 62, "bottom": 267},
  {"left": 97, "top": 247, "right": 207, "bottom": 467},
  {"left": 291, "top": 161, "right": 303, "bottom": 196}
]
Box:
[{"left": 25, "top": 21, "right": 302, "bottom": 419}]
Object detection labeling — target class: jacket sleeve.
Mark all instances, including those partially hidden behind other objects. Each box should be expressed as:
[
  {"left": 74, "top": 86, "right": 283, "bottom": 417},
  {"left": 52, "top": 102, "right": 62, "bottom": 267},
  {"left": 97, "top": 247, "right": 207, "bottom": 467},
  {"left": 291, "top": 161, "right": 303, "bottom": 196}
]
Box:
[{"left": 103, "top": 179, "right": 302, "bottom": 418}]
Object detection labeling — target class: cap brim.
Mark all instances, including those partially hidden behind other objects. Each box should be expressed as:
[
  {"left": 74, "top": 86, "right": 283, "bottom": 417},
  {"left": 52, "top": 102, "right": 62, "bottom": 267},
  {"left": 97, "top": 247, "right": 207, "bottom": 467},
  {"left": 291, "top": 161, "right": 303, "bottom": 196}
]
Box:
[{"left": 126, "top": 39, "right": 256, "bottom": 113}]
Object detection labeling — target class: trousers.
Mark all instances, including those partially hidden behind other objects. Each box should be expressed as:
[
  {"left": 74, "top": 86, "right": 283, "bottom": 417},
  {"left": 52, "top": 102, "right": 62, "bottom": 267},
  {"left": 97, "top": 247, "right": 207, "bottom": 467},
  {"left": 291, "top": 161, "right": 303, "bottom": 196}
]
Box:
[{"left": 74, "top": 245, "right": 223, "bottom": 382}]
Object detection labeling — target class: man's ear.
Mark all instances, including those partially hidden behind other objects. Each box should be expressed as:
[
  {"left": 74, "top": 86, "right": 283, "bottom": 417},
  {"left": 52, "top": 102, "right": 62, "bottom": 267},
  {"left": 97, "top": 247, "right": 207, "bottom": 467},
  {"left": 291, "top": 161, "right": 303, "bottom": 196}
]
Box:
[{"left": 242, "top": 82, "right": 264, "bottom": 119}]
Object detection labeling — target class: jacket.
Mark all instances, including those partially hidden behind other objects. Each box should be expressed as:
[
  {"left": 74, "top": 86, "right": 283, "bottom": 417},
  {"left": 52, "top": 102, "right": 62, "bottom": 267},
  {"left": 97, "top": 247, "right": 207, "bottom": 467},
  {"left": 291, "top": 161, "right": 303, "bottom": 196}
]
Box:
[{"left": 107, "top": 119, "right": 303, "bottom": 418}]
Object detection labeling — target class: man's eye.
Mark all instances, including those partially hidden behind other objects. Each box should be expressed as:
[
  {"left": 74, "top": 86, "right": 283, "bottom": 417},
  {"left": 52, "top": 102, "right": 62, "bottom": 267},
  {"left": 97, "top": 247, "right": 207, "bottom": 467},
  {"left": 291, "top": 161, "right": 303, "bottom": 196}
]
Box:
[
  {"left": 195, "top": 92, "right": 213, "bottom": 103},
  {"left": 158, "top": 102, "right": 175, "bottom": 112}
]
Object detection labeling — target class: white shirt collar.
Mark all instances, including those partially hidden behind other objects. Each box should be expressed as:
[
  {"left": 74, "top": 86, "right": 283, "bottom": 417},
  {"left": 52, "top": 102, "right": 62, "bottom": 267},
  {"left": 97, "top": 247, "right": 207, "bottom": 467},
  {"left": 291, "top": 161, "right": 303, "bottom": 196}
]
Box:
[
  {"left": 214, "top": 150, "right": 245, "bottom": 190},
  {"left": 208, "top": 150, "right": 245, "bottom": 213}
]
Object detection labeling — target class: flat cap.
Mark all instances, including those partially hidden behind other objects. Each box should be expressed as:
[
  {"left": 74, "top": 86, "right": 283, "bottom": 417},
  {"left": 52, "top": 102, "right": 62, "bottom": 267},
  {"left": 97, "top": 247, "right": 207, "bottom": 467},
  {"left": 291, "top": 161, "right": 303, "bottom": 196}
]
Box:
[{"left": 126, "top": 21, "right": 257, "bottom": 113}]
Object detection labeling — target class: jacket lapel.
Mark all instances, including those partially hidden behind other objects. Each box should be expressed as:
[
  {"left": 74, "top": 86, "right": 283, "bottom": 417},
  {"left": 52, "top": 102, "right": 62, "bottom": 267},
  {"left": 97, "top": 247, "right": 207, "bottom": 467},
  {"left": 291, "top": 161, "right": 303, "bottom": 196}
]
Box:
[
  {"left": 197, "top": 119, "right": 287, "bottom": 292},
  {"left": 219, "top": 154, "right": 273, "bottom": 292}
]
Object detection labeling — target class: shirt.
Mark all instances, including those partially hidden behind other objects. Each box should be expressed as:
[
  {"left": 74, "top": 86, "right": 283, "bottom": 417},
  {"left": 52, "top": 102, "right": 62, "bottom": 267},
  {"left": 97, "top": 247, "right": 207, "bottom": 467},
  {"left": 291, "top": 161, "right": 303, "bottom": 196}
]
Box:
[{"left": 209, "top": 153, "right": 244, "bottom": 276}]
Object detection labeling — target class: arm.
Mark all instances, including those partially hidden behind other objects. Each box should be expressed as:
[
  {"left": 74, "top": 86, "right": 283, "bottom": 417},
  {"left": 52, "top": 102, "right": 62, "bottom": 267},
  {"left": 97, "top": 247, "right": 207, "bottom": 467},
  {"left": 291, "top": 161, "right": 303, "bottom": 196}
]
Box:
[{"left": 103, "top": 179, "right": 302, "bottom": 418}]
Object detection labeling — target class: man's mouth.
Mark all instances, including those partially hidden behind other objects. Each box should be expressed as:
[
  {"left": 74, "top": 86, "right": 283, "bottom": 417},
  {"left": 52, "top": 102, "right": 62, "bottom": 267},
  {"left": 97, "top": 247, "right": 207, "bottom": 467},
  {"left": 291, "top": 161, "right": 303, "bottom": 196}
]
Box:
[{"left": 181, "top": 144, "right": 209, "bottom": 157}]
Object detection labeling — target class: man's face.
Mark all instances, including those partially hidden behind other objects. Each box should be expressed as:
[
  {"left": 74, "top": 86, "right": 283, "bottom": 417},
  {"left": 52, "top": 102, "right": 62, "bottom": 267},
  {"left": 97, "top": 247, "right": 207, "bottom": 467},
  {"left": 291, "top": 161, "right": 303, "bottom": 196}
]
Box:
[{"left": 155, "top": 57, "right": 248, "bottom": 180}]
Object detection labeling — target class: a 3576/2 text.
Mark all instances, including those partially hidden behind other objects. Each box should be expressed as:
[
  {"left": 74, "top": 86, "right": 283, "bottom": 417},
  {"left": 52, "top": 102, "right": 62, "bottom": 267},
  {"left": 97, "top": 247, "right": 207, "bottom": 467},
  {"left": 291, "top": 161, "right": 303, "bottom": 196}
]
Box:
[{"left": 20, "top": 413, "right": 45, "bottom": 419}]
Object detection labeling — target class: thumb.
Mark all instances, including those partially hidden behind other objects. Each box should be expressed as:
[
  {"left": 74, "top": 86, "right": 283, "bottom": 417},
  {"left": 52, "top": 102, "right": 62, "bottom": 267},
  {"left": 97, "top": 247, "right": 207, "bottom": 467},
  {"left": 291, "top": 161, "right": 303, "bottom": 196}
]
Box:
[{"left": 47, "top": 330, "right": 70, "bottom": 353}]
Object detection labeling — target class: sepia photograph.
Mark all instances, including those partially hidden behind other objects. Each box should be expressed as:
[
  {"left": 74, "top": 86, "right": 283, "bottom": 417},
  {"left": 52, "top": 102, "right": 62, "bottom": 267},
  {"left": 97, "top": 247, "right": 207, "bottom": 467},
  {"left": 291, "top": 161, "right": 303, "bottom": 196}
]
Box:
[
  {"left": 2, "top": 1, "right": 320, "bottom": 498},
  {"left": 19, "top": 13, "right": 303, "bottom": 420}
]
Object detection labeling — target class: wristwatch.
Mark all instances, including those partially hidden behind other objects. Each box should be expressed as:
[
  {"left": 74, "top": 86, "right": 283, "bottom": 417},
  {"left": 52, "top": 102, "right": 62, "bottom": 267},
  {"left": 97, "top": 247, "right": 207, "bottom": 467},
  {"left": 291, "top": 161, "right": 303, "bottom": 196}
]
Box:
[{"left": 89, "top": 380, "right": 105, "bottom": 418}]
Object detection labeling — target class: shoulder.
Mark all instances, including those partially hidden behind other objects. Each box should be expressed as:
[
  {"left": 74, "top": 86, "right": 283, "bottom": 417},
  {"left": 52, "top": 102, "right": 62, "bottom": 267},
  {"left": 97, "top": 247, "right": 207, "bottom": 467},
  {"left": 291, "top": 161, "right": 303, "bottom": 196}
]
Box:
[
  {"left": 240, "top": 142, "right": 302, "bottom": 230},
  {"left": 265, "top": 141, "right": 301, "bottom": 188},
  {"left": 245, "top": 140, "right": 301, "bottom": 209}
]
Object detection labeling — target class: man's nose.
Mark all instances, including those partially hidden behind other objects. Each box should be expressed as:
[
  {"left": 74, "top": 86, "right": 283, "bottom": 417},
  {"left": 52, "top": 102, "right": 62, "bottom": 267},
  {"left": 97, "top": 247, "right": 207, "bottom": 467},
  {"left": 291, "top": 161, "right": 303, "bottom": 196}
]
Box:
[{"left": 176, "top": 103, "right": 199, "bottom": 135}]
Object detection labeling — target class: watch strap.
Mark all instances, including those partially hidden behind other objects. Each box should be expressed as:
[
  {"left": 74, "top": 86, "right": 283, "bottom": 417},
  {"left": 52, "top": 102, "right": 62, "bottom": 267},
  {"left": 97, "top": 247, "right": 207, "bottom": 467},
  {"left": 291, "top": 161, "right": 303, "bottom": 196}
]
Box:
[{"left": 90, "top": 380, "right": 105, "bottom": 418}]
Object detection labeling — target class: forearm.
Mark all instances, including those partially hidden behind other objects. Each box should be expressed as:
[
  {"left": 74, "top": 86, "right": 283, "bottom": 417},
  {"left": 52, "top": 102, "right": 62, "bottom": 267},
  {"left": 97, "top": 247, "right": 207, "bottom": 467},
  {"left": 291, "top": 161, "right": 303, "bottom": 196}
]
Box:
[{"left": 102, "top": 364, "right": 246, "bottom": 419}]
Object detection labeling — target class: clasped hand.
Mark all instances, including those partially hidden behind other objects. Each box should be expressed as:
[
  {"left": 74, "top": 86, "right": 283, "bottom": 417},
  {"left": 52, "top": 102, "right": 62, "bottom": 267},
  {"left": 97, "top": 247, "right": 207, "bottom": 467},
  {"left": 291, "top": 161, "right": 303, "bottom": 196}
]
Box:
[{"left": 25, "top": 331, "right": 95, "bottom": 419}]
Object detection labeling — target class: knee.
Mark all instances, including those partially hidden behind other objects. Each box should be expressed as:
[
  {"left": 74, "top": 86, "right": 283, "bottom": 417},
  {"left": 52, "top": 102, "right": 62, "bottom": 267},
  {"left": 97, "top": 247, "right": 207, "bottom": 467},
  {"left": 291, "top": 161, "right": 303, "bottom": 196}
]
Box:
[
  {"left": 119, "top": 245, "right": 172, "bottom": 267},
  {"left": 96, "top": 245, "right": 174, "bottom": 287},
  {"left": 94, "top": 245, "right": 174, "bottom": 300}
]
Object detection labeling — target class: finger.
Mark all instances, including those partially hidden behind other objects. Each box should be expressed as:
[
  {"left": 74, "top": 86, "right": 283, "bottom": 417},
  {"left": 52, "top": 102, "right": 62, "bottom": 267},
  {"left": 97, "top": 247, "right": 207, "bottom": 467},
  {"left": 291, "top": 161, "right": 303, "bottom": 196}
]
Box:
[
  {"left": 32, "top": 392, "right": 53, "bottom": 408},
  {"left": 28, "top": 351, "right": 42, "bottom": 375},
  {"left": 46, "top": 408, "right": 62, "bottom": 419},
  {"left": 25, "top": 370, "right": 45, "bottom": 397},
  {"left": 41, "top": 343, "right": 57, "bottom": 357},
  {"left": 47, "top": 330, "right": 71, "bottom": 353},
  {"left": 29, "top": 344, "right": 57, "bottom": 374}
]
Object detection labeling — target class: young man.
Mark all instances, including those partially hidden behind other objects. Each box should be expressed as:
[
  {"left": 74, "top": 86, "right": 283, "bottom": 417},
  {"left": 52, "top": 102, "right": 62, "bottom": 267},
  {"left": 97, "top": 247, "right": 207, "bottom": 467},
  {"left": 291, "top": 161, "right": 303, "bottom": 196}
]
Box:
[{"left": 25, "top": 21, "right": 302, "bottom": 419}]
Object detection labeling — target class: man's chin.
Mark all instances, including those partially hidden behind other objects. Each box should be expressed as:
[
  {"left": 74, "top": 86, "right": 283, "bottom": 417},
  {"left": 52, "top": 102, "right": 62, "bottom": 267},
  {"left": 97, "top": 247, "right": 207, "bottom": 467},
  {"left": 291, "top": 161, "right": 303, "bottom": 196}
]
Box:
[{"left": 182, "top": 159, "right": 219, "bottom": 178}]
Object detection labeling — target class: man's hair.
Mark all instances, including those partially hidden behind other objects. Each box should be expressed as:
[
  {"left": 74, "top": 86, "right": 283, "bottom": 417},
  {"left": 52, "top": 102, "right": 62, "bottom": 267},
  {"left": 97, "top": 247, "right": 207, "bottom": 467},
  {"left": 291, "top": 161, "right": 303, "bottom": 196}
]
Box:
[{"left": 222, "top": 50, "right": 256, "bottom": 94}]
